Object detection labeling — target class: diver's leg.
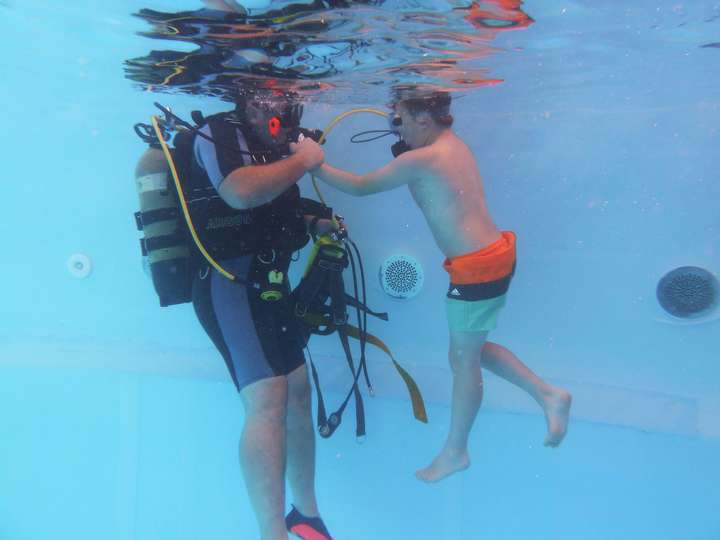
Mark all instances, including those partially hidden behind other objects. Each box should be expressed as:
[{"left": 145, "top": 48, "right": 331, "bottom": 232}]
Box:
[
  {"left": 416, "top": 330, "right": 487, "bottom": 483},
  {"left": 480, "top": 342, "right": 571, "bottom": 447},
  {"left": 192, "top": 257, "right": 296, "bottom": 538},
  {"left": 240, "top": 377, "right": 290, "bottom": 540},
  {"left": 285, "top": 363, "right": 320, "bottom": 517}
]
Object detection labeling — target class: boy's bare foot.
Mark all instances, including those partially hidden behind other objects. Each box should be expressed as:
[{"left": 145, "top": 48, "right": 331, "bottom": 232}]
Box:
[
  {"left": 415, "top": 448, "right": 470, "bottom": 483},
  {"left": 542, "top": 388, "right": 572, "bottom": 447}
]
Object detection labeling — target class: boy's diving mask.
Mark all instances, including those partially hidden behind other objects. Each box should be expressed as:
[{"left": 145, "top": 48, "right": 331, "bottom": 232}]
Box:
[
  {"left": 387, "top": 112, "right": 408, "bottom": 157},
  {"left": 388, "top": 114, "right": 402, "bottom": 133}
]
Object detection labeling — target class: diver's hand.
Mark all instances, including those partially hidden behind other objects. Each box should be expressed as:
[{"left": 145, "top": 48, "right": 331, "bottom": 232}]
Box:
[{"left": 290, "top": 137, "right": 324, "bottom": 172}]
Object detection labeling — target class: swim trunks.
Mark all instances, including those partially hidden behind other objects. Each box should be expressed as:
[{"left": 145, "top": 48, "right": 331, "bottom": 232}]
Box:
[
  {"left": 190, "top": 123, "right": 306, "bottom": 392},
  {"left": 192, "top": 254, "right": 307, "bottom": 391},
  {"left": 443, "top": 231, "right": 516, "bottom": 333}
]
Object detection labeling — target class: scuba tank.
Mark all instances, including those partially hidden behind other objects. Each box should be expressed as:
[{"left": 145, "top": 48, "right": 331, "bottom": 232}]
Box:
[{"left": 134, "top": 147, "right": 193, "bottom": 306}]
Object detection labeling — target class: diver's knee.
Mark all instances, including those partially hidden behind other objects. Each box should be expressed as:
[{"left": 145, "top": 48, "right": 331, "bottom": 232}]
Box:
[{"left": 241, "top": 376, "right": 289, "bottom": 419}]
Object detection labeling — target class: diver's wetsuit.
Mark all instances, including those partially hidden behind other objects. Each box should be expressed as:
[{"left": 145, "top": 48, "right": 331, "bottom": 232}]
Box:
[{"left": 190, "top": 122, "right": 307, "bottom": 391}]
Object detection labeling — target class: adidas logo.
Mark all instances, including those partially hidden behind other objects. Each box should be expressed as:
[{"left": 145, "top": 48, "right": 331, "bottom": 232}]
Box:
[{"left": 450, "top": 288, "right": 461, "bottom": 296}]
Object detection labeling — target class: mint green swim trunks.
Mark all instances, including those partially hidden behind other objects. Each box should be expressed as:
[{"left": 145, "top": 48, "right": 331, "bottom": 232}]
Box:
[{"left": 446, "top": 294, "right": 508, "bottom": 333}]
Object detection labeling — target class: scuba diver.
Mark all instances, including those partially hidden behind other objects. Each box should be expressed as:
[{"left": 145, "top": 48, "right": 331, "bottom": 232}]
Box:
[
  {"left": 133, "top": 87, "right": 429, "bottom": 538},
  {"left": 134, "top": 89, "right": 336, "bottom": 540}
]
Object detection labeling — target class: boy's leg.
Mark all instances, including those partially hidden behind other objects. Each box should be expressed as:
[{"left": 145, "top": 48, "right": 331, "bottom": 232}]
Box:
[
  {"left": 480, "top": 342, "right": 572, "bottom": 447},
  {"left": 240, "top": 376, "right": 290, "bottom": 540},
  {"left": 416, "top": 330, "right": 488, "bottom": 483},
  {"left": 285, "top": 364, "right": 320, "bottom": 517}
]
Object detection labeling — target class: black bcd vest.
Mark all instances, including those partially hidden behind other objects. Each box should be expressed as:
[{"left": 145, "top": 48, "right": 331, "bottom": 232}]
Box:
[{"left": 172, "top": 112, "right": 310, "bottom": 261}]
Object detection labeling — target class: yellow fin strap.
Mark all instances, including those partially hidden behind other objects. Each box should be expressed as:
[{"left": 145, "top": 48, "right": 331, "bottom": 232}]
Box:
[
  {"left": 300, "top": 315, "right": 427, "bottom": 422},
  {"left": 344, "top": 324, "right": 428, "bottom": 424}
]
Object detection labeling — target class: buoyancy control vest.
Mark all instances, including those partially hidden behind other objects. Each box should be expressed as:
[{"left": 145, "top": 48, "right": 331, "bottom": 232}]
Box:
[{"left": 134, "top": 111, "right": 311, "bottom": 306}]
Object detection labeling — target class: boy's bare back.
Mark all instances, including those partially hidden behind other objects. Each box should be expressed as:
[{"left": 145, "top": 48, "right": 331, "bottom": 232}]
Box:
[{"left": 406, "top": 129, "right": 501, "bottom": 258}]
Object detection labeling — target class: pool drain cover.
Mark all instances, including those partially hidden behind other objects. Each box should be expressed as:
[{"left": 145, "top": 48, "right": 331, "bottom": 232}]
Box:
[
  {"left": 380, "top": 255, "right": 424, "bottom": 299},
  {"left": 656, "top": 266, "right": 718, "bottom": 318}
]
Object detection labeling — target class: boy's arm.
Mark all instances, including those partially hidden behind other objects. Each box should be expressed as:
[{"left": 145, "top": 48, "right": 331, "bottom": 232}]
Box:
[{"left": 313, "top": 153, "right": 419, "bottom": 196}]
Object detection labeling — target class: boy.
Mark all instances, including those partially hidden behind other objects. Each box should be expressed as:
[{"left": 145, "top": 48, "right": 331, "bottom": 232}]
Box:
[{"left": 293, "top": 89, "right": 572, "bottom": 483}]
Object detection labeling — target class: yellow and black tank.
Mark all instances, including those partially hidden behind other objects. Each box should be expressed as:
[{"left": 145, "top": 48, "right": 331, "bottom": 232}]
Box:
[{"left": 134, "top": 147, "right": 193, "bottom": 306}]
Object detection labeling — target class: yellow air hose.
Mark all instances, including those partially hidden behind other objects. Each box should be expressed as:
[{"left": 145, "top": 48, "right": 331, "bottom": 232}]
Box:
[
  {"left": 151, "top": 115, "right": 237, "bottom": 280},
  {"left": 310, "top": 107, "right": 388, "bottom": 205}
]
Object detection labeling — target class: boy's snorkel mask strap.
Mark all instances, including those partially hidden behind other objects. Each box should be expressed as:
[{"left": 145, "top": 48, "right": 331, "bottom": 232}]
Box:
[{"left": 346, "top": 112, "right": 407, "bottom": 155}]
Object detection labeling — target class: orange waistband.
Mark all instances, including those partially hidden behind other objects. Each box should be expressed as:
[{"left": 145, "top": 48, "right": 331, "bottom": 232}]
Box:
[{"left": 443, "top": 231, "right": 516, "bottom": 285}]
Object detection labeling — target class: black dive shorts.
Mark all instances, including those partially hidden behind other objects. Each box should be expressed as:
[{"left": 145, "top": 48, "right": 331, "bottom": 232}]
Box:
[{"left": 191, "top": 254, "right": 307, "bottom": 391}]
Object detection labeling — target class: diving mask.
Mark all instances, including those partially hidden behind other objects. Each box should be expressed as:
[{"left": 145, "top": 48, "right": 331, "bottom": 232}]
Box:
[
  {"left": 253, "top": 99, "right": 304, "bottom": 138},
  {"left": 388, "top": 114, "right": 402, "bottom": 133},
  {"left": 387, "top": 112, "right": 407, "bottom": 156}
]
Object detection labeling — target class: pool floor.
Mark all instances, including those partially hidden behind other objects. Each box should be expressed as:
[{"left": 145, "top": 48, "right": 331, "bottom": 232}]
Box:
[{"left": 0, "top": 366, "right": 718, "bottom": 540}]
